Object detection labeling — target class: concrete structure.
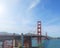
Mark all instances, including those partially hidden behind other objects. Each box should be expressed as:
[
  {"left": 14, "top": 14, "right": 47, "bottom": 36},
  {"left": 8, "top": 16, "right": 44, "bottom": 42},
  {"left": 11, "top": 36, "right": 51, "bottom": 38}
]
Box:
[{"left": 0, "top": 34, "right": 49, "bottom": 48}]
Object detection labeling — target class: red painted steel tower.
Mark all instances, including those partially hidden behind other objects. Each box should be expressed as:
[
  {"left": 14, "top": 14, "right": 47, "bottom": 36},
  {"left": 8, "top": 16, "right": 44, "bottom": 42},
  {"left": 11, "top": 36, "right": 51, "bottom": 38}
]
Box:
[{"left": 37, "top": 21, "right": 42, "bottom": 44}]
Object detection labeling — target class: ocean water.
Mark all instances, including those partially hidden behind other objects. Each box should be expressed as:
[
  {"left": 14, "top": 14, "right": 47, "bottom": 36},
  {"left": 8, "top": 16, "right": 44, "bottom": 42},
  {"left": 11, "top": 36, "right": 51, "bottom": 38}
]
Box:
[
  {"left": 32, "top": 38, "right": 60, "bottom": 48},
  {"left": 43, "top": 39, "right": 60, "bottom": 48}
]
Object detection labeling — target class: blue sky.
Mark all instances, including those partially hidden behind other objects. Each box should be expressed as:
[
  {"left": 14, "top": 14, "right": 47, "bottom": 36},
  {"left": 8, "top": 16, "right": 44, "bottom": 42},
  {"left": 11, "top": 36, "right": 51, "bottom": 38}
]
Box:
[{"left": 0, "top": 0, "right": 60, "bottom": 37}]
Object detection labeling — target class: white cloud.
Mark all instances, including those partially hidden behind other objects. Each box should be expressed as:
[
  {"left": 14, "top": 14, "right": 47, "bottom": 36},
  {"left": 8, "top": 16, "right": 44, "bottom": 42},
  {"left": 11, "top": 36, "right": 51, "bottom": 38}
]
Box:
[
  {"left": 42, "top": 17, "right": 60, "bottom": 37},
  {"left": 0, "top": 2, "right": 7, "bottom": 15},
  {"left": 28, "top": 0, "right": 40, "bottom": 10},
  {"left": 46, "top": 19, "right": 58, "bottom": 25},
  {"left": 0, "top": 0, "right": 35, "bottom": 34}
]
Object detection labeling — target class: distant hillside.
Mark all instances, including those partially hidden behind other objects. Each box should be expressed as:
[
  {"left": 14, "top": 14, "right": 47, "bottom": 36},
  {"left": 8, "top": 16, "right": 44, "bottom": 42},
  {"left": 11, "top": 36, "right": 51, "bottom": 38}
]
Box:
[{"left": 0, "top": 32, "right": 20, "bottom": 36}]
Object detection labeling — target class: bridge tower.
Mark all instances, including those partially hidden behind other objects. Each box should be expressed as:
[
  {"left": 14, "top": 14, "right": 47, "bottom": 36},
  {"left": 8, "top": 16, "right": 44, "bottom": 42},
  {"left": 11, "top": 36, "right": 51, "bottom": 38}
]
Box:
[
  {"left": 46, "top": 32, "right": 48, "bottom": 39},
  {"left": 37, "top": 21, "right": 42, "bottom": 45}
]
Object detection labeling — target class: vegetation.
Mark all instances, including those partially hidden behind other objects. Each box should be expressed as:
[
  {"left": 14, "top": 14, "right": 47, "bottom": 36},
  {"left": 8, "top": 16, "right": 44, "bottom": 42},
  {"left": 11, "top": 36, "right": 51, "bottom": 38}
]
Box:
[
  {"left": 38, "top": 43, "right": 43, "bottom": 48},
  {"left": 19, "top": 46, "right": 22, "bottom": 48}
]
